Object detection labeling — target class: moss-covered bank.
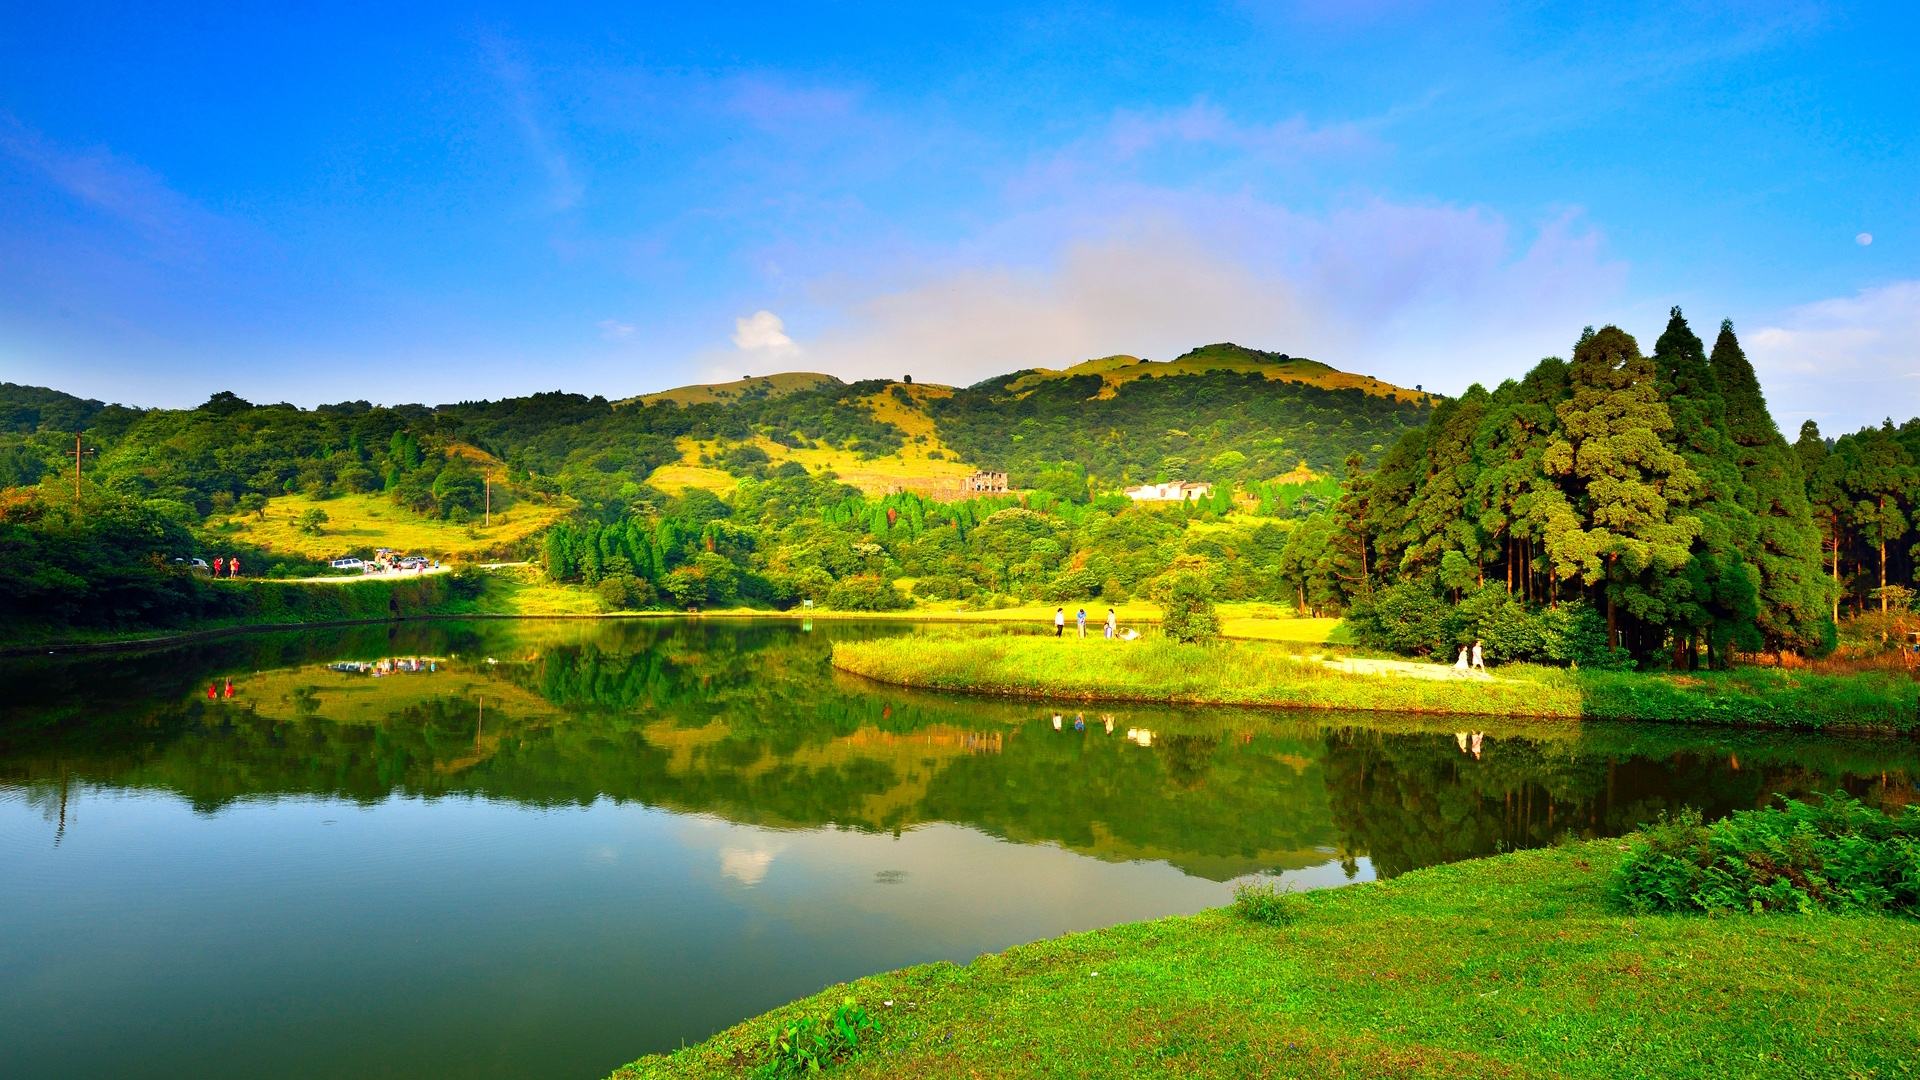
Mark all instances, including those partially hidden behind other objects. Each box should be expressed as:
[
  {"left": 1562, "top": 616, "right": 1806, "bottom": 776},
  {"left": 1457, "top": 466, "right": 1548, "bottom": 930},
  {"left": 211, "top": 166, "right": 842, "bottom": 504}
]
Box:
[
  {"left": 830, "top": 635, "right": 1920, "bottom": 733},
  {"left": 613, "top": 841, "right": 1920, "bottom": 1079}
]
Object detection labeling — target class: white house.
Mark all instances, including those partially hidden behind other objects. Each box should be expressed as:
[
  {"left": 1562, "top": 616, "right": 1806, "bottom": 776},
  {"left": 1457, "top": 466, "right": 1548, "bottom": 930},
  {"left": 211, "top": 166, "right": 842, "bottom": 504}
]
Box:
[{"left": 1125, "top": 481, "right": 1213, "bottom": 503}]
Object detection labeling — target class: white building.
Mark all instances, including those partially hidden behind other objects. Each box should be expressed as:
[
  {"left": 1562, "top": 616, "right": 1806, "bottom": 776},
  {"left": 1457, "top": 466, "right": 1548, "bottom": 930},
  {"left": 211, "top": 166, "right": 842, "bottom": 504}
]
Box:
[{"left": 1125, "top": 481, "right": 1213, "bottom": 503}]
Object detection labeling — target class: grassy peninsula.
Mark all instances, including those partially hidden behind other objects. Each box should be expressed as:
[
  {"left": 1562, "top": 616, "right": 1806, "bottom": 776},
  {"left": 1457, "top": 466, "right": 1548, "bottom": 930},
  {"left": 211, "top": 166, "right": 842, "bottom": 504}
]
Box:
[
  {"left": 614, "top": 840, "right": 1920, "bottom": 1079},
  {"left": 830, "top": 635, "right": 1920, "bottom": 732}
]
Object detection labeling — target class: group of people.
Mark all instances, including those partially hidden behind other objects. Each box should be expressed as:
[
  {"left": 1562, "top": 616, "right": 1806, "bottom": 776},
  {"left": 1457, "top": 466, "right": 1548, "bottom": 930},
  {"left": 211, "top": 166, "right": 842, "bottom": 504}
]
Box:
[
  {"left": 1054, "top": 606, "right": 1131, "bottom": 640},
  {"left": 211, "top": 556, "right": 242, "bottom": 578},
  {"left": 1452, "top": 639, "right": 1491, "bottom": 677}
]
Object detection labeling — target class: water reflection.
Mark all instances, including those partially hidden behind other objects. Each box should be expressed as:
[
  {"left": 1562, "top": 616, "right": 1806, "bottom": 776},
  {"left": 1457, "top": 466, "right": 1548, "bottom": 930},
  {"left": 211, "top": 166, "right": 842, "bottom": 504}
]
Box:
[{"left": 1, "top": 619, "right": 1917, "bottom": 1078}]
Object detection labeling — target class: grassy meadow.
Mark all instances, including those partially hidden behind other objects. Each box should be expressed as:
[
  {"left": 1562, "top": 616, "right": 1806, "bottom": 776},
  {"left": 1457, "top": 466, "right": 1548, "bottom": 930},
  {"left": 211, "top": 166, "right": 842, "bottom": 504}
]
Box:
[
  {"left": 830, "top": 633, "right": 1920, "bottom": 732},
  {"left": 614, "top": 840, "right": 1920, "bottom": 1079}
]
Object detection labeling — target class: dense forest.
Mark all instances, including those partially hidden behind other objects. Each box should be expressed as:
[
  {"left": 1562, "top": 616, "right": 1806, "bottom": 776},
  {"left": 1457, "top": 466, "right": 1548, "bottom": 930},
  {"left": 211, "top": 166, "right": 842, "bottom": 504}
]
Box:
[{"left": 1278, "top": 312, "right": 1920, "bottom": 667}]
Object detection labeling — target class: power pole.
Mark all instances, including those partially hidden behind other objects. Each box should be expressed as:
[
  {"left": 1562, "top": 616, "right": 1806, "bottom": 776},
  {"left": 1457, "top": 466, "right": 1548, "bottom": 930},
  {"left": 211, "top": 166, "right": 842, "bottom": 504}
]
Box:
[{"left": 71, "top": 434, "right": 95, "bottom": 509}]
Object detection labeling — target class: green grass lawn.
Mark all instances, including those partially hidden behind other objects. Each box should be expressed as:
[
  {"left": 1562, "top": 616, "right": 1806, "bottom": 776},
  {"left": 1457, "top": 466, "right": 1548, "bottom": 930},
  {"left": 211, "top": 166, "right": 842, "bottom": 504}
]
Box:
[
  {"left": 829, "top": 634, "right": 1920, "bottom": 731},
  {"left": 613, "top": 840, "right": 1920, "bottom": 1079}
]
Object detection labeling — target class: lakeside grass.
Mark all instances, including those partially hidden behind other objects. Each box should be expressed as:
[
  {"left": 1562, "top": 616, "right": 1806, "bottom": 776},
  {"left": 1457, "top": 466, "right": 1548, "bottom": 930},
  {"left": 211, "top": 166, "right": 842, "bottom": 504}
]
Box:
[
  {"left": 830, "top": 634, "right": 1920, "bottom": 732},
  {"left": 613, "top": 840, "right": 1920, "bottom": 1079}
]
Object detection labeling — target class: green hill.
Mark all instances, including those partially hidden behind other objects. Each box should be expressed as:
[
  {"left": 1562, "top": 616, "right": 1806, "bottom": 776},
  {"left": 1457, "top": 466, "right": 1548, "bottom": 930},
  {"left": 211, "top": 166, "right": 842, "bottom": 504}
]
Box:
[{"left": 0, "top": 344, "right": 1430, "bottom": 537}]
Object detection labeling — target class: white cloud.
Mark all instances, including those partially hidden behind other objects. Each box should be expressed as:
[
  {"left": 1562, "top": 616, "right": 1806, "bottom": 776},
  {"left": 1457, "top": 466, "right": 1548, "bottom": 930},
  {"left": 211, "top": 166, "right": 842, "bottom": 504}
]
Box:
[
  {"left": 785, "top": 196, "right": 1624, "bottom": 394},
  {"left": 1746, "top": 280, "right": 1920, "bottom": 433},
  {"left": 718, "top": 845, "right": 779, "bottom": 887},
  {"left": 597, "top": 318, "right": 635, "bottom": 340},
  {"left": 732, "top": 309, "right": 797, "bottom": 352},
  {"left": 1856, "top": 232, "right": 1874, "bottom": 246}
]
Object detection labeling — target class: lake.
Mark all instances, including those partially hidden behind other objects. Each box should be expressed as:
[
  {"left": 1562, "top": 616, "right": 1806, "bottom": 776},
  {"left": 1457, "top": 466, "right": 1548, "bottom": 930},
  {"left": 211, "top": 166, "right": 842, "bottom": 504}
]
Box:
[{"left": 2, "top": 619, "right": 1913, "bottom": 1079}]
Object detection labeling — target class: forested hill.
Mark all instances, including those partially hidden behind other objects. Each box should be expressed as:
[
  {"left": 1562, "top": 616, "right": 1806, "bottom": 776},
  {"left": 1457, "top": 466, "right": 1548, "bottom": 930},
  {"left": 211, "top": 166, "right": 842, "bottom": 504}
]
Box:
[{"left": 0, "top": 345, "right": 1432, "bottom": 517}]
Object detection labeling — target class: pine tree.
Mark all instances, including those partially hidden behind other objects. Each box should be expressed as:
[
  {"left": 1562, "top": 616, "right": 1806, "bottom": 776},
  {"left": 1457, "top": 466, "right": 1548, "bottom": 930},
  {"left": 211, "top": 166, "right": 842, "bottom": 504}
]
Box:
[
  {"left": 1841, "top": 423, "right": 1916, "bottom": 612},
  {"left": 1541, "top": 325, "right": 1701, "bottom": 652},
  {"left": 1327, "top": 452, "right": 1376, "bottom": 601},
  {"left": 1652, "top": 309, "right": 1758, "bottom": 665},
  {"left": 1400, "top": 385, "right": 1490, "bottom": 581},
  {"left": 1709, "top": 320, "right": 1830, "bottom": 652}
]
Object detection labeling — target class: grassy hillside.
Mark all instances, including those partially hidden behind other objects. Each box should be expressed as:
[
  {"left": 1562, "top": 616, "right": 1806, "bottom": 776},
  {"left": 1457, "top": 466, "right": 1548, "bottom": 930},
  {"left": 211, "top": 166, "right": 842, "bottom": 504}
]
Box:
[
  {"left": 623, "top": 371, "right": 841, "bottom": 407},
  {"left": 222, "top": 490, "right": 570, "bottom": 559},
  {"left": 1004, "top": 344, "right": 1438, "bottom": 405},
  {"left": 634, "top": 346, "right": 1432, "bottom": 498}
]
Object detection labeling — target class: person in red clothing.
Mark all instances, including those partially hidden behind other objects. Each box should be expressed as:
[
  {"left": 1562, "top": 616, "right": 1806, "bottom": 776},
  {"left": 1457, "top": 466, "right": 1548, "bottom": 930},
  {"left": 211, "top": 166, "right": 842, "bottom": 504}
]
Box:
[
  {"left": 223, "top": 680, "right": 234, "bottom": 698},
  {"left": 207, "top": 683, "right": 218, "bottom": 699},
  {"left": 213, "top": 556, "right": 224, "bottom": 577},
  {"left": 228, "top": 556, "right": 240, "bottom": 578}
]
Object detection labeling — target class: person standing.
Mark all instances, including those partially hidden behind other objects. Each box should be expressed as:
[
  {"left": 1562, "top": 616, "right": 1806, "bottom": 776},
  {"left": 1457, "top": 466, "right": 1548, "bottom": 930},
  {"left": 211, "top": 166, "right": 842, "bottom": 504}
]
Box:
[
  {"left": 1076, "top": 608, "right": 1087, "bottom": 638},
  {"left": 1471, "top": 639, "right": 1486, "bottom": 675},
  {"left": 1453, "top": 644, "right": 1470, "bottom": 676},
  {"left": 228, "top": 556, "right": 241, "bottom": 578},
  {"left": 1105, "top": 608, "right": 1117, "bottom": 639},
  {"left": 1054, "top": 607, "right": 1066, "bottom": 637},
  {"left": 213, "top": 556, "right": 224, "bottom": 578}
]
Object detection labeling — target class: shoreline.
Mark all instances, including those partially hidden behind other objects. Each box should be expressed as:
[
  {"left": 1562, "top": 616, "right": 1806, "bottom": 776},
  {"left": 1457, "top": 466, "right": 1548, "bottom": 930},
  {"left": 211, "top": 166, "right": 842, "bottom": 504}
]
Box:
[
  {"left": 829, "top": 635, "right": 1920, "bottom": 735},
  {"left": 612, "top": 840, "right": 1920, "bottom": 1079}
]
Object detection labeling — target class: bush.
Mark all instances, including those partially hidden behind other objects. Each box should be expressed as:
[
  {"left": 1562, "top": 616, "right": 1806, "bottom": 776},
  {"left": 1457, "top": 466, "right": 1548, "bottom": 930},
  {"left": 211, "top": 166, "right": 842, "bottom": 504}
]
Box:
[
  {"left": 1611, "top": 794, "right": 1920, "bottom": 917},
  {"left": 826, "top": 575, "right": 909, "bottom": 612},
  {"left": 759, "top": 999, "right": 878, "bottom": 1079},
  {"left": 1231, "top": 880, "right": 1301, "bottom": 926},
  {"left": 595, "top": 572, "right": 652, "bottom": 611},
  {"left": 1157, "top": 569, "right": 1219, "bottom": 643}
]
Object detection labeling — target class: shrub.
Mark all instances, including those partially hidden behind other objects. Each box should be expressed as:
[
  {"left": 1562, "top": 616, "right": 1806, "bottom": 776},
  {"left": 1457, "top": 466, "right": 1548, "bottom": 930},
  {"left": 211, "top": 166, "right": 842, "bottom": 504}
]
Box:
[
  {"left": 1231, "top": 880, "right": 1301, "bottom": 926},
  {"left": 1157, "top": 569, "right": 1219, "bottom": 643},
  {"left": 1611, "top": 794, "right": 1920, "bottom": 917},
  {"left": 826, "top": 575, "right": 910, "bottom": 612}
]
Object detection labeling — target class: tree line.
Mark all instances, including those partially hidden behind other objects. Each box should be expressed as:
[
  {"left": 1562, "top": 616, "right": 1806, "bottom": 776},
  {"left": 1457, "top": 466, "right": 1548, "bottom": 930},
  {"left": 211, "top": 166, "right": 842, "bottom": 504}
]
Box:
[{"left": 1276, "top": 311, "right": 1919, "bottom": 666}]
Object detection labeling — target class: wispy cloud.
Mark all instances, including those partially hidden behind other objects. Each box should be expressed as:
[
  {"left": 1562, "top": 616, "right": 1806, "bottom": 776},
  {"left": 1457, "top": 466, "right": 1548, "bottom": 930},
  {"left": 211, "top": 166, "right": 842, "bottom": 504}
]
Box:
[
  {"left": 478, "top": 32, "right": 583, "bottom": 211},
  {"left": 597, "top": 318, "right": 635, "bottom": 340},
  {"left": 1747, "top": 280, "right": 1920, "bottom": 433},
  {"left": 0, "top": 111, "right": 215, "bottom": 259}
]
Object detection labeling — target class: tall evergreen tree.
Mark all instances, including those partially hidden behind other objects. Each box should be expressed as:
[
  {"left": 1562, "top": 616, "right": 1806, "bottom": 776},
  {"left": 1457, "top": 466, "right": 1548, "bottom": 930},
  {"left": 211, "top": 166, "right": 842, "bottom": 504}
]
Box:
[
  {"left": 1709, "top": 320, "right": 1830, "bottom": 652},
  {"left": 1541, "top": 325, "right": 1701, "bottom": 652},
  {"left": 1840, "top": 423, "right": 1916, "bottom": 612},
  {"left": 1652, "top": 308, "right": 1758, "bottom": 665},
  {"left": 1400, "top": 385, "right": 1490, "bottom": 581}
]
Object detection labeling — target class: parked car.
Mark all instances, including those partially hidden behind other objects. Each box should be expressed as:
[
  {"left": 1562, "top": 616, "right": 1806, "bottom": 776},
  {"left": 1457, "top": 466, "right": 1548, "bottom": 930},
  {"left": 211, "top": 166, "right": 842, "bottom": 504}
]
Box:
[
  {"left": 395, "top": 556, "right": 428, "bottom": 570},
  {"left": 328, "top": 557, "right": 367, "bottom": 570},
  {"left": 172, "top": 557, "right": 211, "bottom": 574}
]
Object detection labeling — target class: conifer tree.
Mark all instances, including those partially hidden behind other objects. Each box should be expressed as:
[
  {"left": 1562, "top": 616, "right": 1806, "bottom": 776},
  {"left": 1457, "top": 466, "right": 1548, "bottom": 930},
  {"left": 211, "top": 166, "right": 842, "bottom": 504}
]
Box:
[
  {"left": 1841, "top": 423, "right": 1916, "bottom": 612},
  {"left": 1401, "top": 385, "right": 1490, "bottom": 580},
  {"left": 1652, "top": 309, "right": 1758, "bottom": 664},
  {"left": 1326, "top": 452, "right": 1377, "bottom": 601},
  {"left": 1708, "top": 320, "right": 1830, "bottom": 651},
  {"left": 1541, "top": 325, "right": 1701, "bottom": 651}
]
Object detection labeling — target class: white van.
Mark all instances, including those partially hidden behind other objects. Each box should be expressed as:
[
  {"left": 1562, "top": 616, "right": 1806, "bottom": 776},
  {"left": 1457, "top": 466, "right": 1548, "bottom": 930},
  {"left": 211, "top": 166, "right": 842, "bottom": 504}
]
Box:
[{"left": 329, "top": 557, "right": 367, "bottom": 570}]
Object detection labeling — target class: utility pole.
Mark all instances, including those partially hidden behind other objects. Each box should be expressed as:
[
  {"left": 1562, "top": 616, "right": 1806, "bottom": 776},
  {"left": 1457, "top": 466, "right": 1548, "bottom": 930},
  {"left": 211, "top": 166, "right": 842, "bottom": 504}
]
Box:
[{"left": 71, "top": 434, "right": 95, "bottom": 510}]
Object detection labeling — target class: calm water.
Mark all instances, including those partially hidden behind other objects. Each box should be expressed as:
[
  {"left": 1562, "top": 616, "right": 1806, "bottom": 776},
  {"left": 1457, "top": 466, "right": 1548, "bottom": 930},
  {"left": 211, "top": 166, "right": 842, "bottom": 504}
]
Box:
[{"left": 2, "top": 619, "right": 1915, "bottom": 1079}]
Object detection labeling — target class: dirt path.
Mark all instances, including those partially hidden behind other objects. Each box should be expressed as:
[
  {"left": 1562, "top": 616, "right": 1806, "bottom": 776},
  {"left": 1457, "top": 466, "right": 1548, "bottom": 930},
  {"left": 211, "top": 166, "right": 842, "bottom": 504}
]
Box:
[{"left": 1320, "top": 655, "right": 1502, "bottom": 681}]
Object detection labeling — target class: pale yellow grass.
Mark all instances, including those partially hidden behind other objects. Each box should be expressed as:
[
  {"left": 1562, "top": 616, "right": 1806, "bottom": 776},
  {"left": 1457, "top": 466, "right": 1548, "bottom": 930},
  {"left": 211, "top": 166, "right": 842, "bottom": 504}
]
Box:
[
  {"left": 623, "top": 372, "right": 840, "bottom": 407},
  {"left": 222, "top": 492, "right": 571, "bottom": 559},
  {"left": 1004, "top": 352, "right": 1435, "bottom": 404},
  {"left": 663, "top": 425, "right": 978, "bottom": 498}
]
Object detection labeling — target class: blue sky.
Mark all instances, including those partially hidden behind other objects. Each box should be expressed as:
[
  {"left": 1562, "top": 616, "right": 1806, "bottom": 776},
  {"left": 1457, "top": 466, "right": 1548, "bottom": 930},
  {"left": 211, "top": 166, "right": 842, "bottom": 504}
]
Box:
[{"left": 0, "top": 2, "right": 1914, "bottom": 432}]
